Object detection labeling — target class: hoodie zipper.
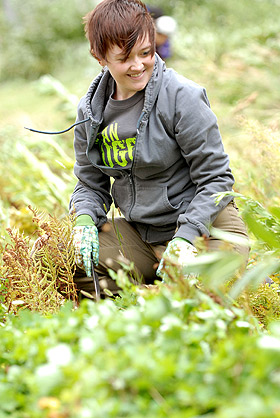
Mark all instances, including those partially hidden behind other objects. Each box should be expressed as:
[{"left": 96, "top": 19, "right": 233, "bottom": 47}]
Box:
[{"left": 127, "top": 110, "right": 146, "bottom": 221}]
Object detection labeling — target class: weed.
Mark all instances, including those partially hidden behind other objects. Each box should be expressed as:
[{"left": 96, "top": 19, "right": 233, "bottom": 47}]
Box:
[{"left": 0, "top": 208, "right": 78, "bottom": 315}]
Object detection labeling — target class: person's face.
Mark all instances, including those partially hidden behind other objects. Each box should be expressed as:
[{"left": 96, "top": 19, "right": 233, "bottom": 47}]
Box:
[{"left": 100, "top": 35, "right": 155, "bottom": 100}]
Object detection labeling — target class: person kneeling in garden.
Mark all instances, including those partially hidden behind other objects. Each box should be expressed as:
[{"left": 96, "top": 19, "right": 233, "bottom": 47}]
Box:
[{"left": 70, "top": 0, "right": 249, "bottom": 298}]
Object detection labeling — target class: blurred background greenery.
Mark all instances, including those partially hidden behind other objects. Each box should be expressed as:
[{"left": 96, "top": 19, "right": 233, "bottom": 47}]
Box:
[
  {"left": 0, "top": 0, "right": 279, "bottom": 237},
  {"left": 1, "top": 4, "right": 280, "bottom": 411}
]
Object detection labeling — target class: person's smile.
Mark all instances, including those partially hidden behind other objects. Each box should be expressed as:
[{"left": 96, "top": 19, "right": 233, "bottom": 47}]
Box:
[{"left": 128, "top": 70, "right": 145, "bottom": 79}]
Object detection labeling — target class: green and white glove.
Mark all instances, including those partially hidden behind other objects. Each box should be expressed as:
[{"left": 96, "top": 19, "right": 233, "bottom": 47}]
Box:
[
  {"left": 156, "top": 237, "right": 197, "bottom": 282},
  {"left": 72, "top": 215, "right": 99, "bottom": 277}
]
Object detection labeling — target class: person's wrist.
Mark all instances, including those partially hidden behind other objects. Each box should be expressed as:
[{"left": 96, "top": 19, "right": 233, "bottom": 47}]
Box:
[{"left": 75, "top": 214, "right": 95, "bottom": 227}]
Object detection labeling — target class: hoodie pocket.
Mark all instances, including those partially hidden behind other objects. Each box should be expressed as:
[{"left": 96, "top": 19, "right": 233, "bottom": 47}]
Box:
[
  {"left": 131, "top": 185, "right": 183, "bottom": 222},
  {"left": 111, "top": 180, "right": 132, "bottom": 216}
]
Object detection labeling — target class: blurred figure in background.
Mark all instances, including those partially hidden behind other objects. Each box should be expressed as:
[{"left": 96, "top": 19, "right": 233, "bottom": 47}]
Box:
[{"left": 147, "top": 5, "right": 177, "bottom": 60}]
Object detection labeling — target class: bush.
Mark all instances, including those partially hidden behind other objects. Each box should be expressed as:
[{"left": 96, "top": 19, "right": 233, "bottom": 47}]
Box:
[{"left": 1, "top": 286, "right": 280, "bottom": 418}]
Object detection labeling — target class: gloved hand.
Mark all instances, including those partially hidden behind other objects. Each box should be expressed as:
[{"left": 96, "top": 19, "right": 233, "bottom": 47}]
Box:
[
  {"left": 72, "top": 224, "right": 99, "bottom": 277},
  {"left": 156, "top": 237, "right": 197, "bottom": 282}
]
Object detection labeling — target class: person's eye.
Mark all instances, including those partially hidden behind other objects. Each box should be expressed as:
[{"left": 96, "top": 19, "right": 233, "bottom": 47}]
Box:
[{"left": 142, "top": 50, "right": 151, "bottom": 57}]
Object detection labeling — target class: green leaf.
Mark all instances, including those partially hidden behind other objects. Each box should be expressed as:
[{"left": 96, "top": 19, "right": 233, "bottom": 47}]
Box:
[
  {"left": 269, "top": 206, "right": 280, "bottom": 221},
  {"left": 230, "top": 257, "right": 280, "bottom": 299},
  {"left": 243, "top": 211, "right": 280, "bottom": 250}
]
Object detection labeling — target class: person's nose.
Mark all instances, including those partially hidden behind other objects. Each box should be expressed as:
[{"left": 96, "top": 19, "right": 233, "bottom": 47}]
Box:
[{"left": 130, "top": 56, "right": 144, "bottom": 71}]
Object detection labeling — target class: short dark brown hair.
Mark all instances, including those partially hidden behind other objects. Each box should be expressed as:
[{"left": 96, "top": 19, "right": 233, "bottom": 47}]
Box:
[{"left": 84, "top": 0, "right": 155, "bottom": 61}]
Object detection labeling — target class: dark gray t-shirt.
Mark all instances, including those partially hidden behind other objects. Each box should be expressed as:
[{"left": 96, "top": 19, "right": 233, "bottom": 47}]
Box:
[{"left": 96, "top": 89, "right": 144, "bottom": 168}]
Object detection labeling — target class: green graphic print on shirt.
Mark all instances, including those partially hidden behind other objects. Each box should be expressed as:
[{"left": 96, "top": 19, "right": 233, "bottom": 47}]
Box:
[{"left": 96, "top": 122, "right": 136, "bottom": 168}]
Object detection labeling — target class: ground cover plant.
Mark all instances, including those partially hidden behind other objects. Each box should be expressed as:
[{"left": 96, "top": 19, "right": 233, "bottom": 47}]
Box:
[
  {"left": 1, "top": 282, "right": 280, "bottom": 418},
  {"left": 0, "top": 0, "right": 280, "bottom": 415}
]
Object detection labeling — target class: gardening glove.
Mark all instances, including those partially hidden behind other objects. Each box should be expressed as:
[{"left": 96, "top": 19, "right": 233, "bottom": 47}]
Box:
[
  {"left": 156, "top": 237, "right": 197, "bottom": 282},
  {"left": 72, "top": 215, "right": 99, "bottom": 277}
]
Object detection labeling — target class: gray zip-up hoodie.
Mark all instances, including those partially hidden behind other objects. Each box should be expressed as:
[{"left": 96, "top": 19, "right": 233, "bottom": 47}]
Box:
[{"left": 70, "top": 54, "right": 234, "bottom": 245}]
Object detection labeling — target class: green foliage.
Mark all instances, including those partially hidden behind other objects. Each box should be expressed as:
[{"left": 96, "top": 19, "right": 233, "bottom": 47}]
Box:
[
  {"left": 0, "top": 0, "right": 99, "bottom": 79},
  {"left": 212, "top": 193, "right": 280, "bottom": 327},
  {"left": 1, "top": 286, "right": 280, "bottom": 418},
  {"left": 0, "top": 127, "right": 76, "bottom": 241},
  {"left": 215, "top": 192, "right": 280, "bottom": 253},
  {"left": 0, "top": 130, "right": 75, "bottom": 213},
  {"left": 247, "top": 282, "right": 280, "bottom": 328},
  {"left": 35, "top": 74, "right": 80, "bottom": 120},
  {"left": 229, "top": 119, "right": 280, "bottom": 207},
  {"left": 0, "top": 1, "right": 280, "bottom": 413},
  {"left": 0, "top": 76, "right": 78, "bottom": 236},
  {"left": 169, "top": 0, "right": 280, "bottom": 73},
  {"left": 0, "top": 194, "right": 280, "bottom": 417}
]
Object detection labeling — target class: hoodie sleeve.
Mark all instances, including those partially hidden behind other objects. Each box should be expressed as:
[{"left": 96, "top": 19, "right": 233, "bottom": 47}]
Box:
[
  {"left": 69, "top": 97, "right": 112, "bottom": 228},
  {"left": 172, "top": 81, "right": 235, "bottom": 243}
]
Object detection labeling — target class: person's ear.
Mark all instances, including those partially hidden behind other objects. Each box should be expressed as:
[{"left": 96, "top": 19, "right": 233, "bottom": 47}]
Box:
[
  {"left": 94, "top": 54, "right": 106, "bottom": 67},
  {"left": 98, "top": 58, "right": 106, "bottom": 67}
]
